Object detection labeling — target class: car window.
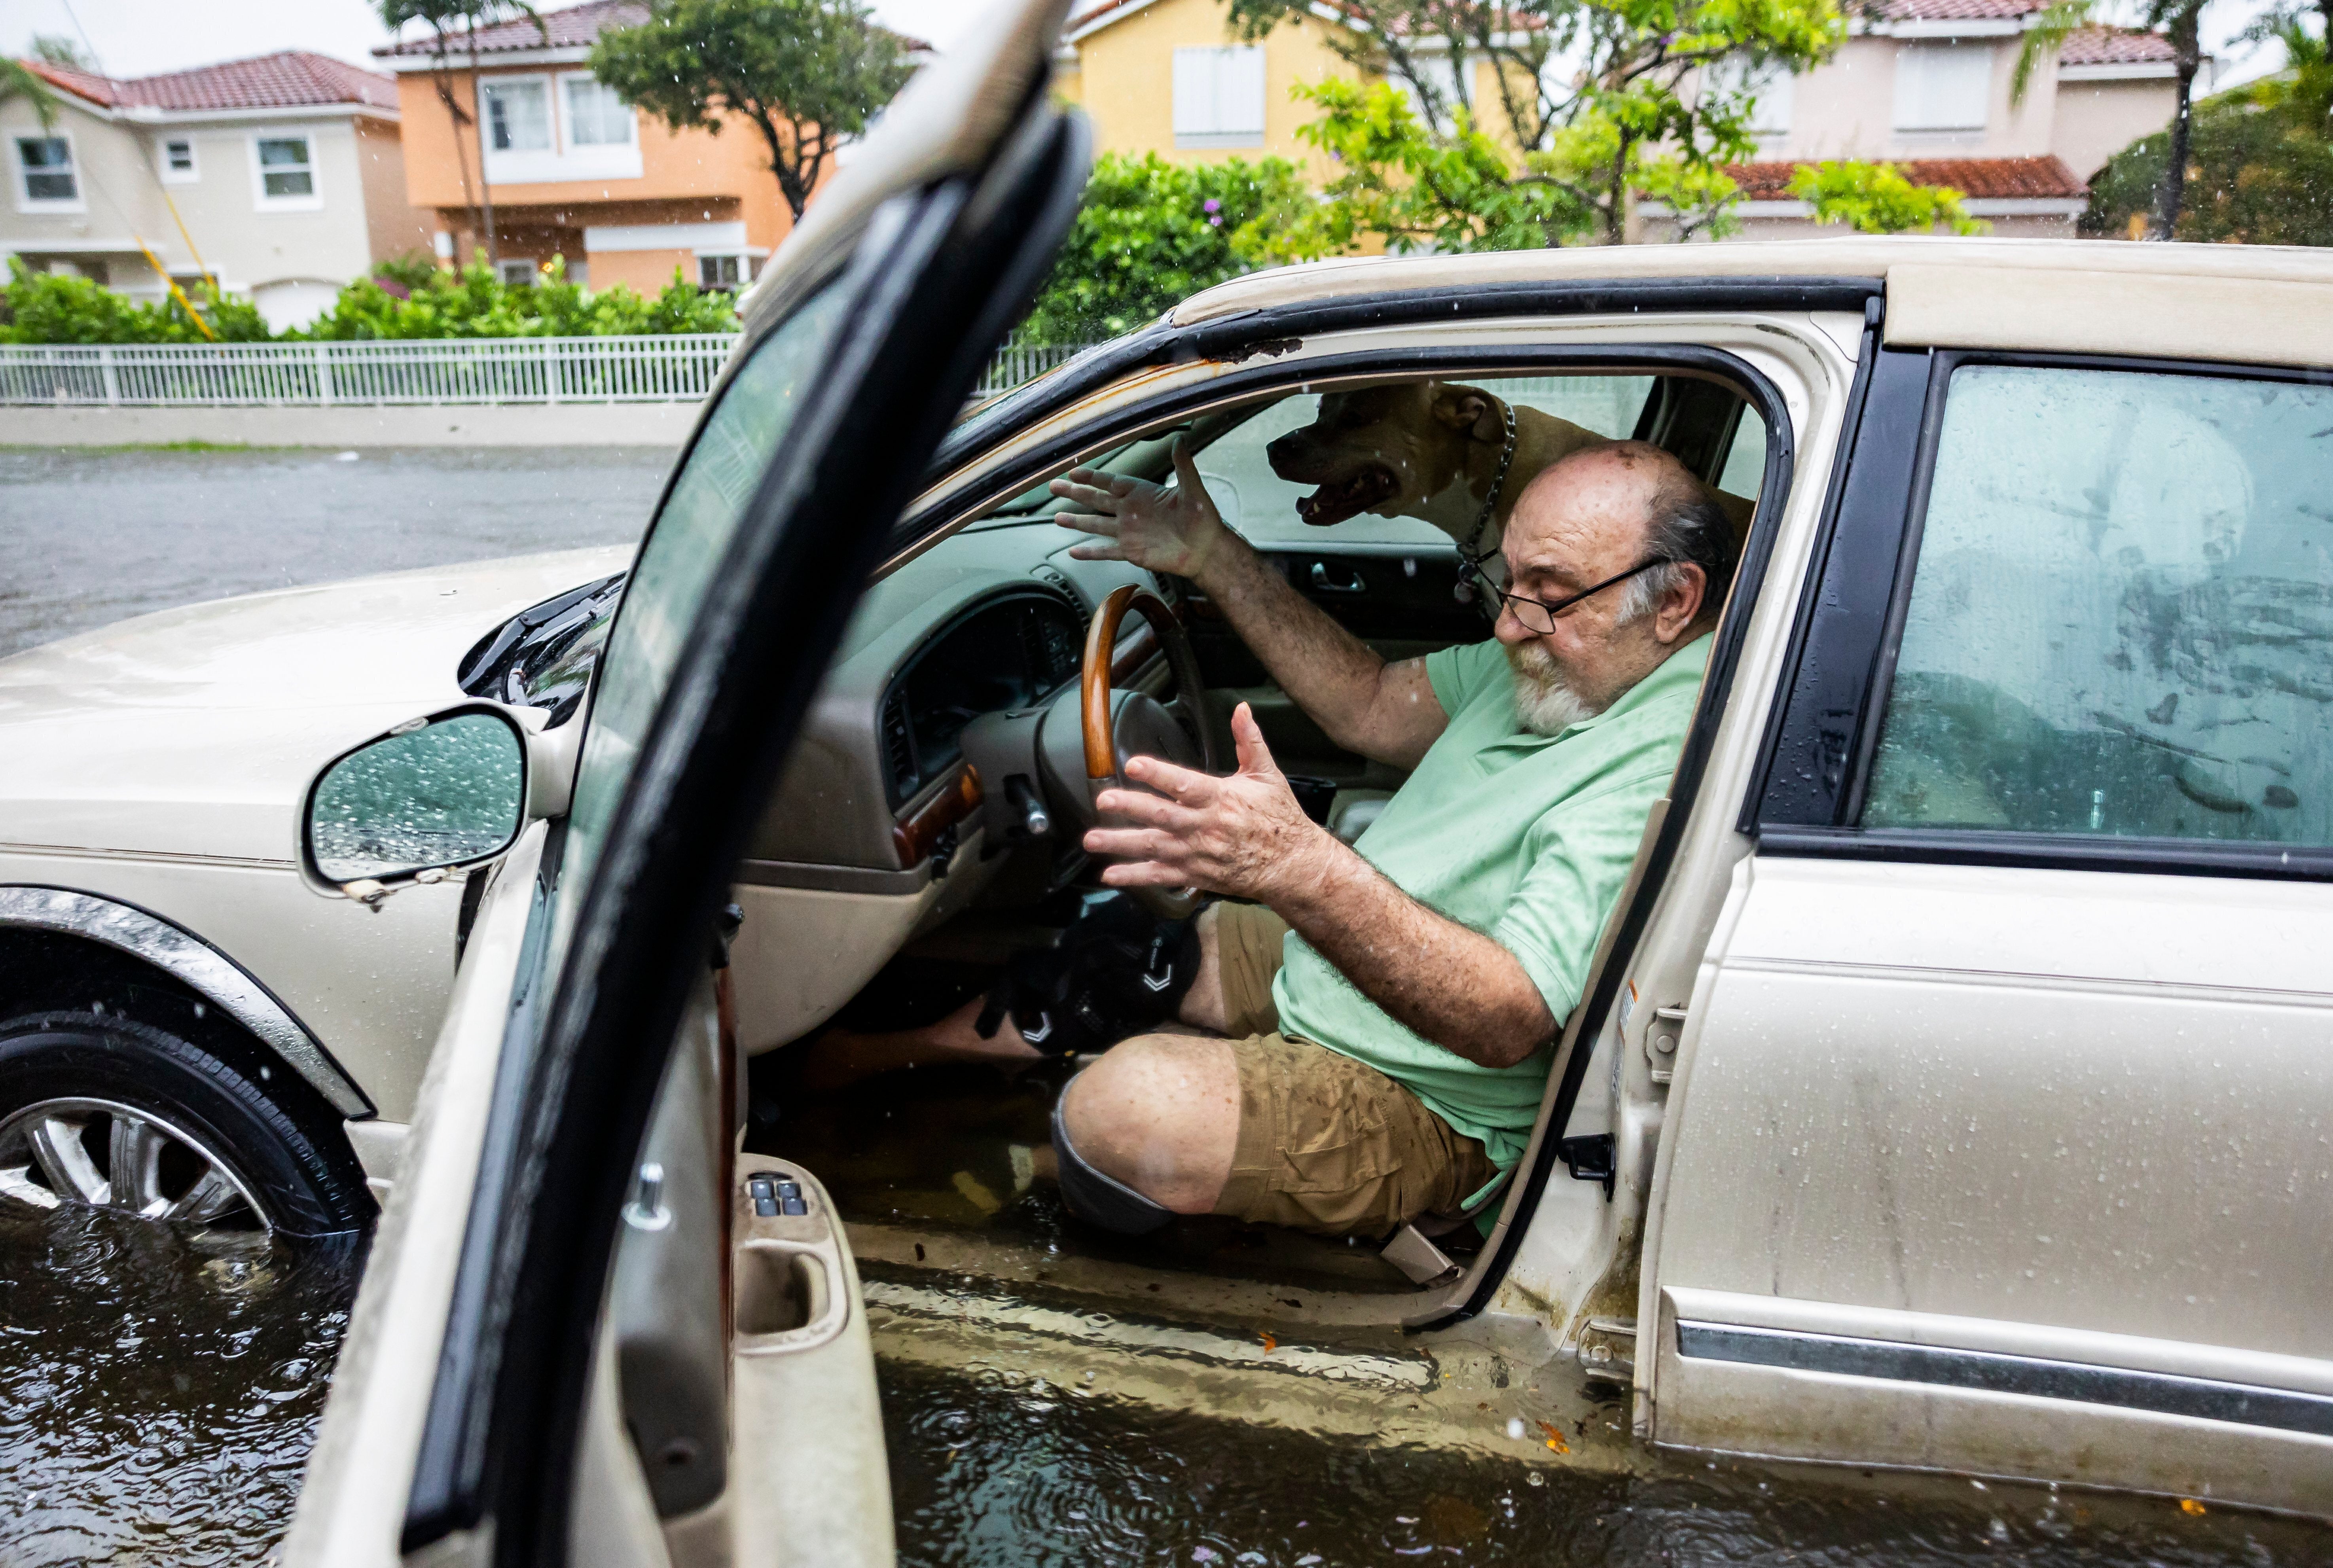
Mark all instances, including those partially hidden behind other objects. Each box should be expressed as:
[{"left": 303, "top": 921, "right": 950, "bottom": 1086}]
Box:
[
  {"left": 1861, "top": 364, "right": 2333, "bottom": 846},
  {"left": 557, "top": 278, "right": 848, "bottom": 917},
  {"left": 1188, "top": 375, "right": 1659, "bottom": 547}
]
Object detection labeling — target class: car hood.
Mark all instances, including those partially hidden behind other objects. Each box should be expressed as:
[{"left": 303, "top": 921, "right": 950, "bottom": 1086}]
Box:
[{"left": 0, "top": 546, "right": 634, "bottom": 865}]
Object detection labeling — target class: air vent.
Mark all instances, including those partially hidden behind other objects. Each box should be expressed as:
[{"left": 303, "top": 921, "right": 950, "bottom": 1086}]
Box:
[
  {"left": 880, "top": 689, "right": 917, "bottom": 803},
  {"left": 1031, "top": 563, "right": 1084, "bottom": 612}
]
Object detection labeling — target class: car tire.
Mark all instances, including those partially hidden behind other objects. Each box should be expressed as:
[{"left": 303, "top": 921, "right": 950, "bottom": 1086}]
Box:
[{"left": 0, "top": 1010, "right": 373, "bottom": 1237}]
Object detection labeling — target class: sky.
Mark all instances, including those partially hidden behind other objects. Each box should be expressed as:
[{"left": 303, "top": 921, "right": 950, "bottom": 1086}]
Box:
[
  {"left": 0, "top": 0, "right": 2295, "bottom": 90},
  {"left": 0, "top": 0, "right": 987, "bottom": 78}
]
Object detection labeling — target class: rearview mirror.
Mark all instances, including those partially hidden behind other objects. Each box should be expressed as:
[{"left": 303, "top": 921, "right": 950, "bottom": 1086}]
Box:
[{"left": 299, "top": 705, "right": 529, "bottom": 903}]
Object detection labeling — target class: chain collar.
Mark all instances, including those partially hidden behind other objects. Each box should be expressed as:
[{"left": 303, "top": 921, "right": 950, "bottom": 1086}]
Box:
[{"left": 1461, "top": 397, "right": 1519, "bottom": 571}]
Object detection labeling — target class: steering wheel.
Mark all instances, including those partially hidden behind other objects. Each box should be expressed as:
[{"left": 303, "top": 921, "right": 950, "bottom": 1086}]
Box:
[{"left": 1071, "top": 584, "right": 1219, "bottom": 918}]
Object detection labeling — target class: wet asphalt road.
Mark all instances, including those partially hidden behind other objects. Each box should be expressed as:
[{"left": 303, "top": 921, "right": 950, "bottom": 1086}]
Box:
[{"left": 0, "top": 445, "right": 676, "bottom": 658}]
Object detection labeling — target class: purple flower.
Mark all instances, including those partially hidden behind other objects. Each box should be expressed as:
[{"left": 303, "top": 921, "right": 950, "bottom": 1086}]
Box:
[
  {"left": 1209, "top": 214, "right": 1222, "bottom": 226},
  {"left": 1203, "top": 197, "right": 1221, "bottom": 212}
]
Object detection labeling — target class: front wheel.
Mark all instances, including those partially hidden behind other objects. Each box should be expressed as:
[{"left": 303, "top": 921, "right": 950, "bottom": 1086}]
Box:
[{"left": 0, "top": 1011, "right": 373, "bottom": 1237}]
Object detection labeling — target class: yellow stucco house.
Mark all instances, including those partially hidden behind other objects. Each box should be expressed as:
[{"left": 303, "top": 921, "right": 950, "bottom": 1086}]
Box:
[{"left": 1054, "top": 0, "right": 1365, "bottom": 179}]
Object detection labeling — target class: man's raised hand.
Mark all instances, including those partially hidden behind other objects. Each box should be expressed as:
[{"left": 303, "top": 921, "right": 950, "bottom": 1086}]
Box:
[
  {"left": 1051, "top": 439, "right": 1232, "bottom": 583},
  {"left": 1082, "top": 702, "right": 1337, "bottom": 903}
]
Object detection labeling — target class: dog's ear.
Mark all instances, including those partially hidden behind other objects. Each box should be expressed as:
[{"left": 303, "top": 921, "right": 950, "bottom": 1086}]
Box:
[{"left": 1430, "top": 384, "right": 1502, "bottom": 443}]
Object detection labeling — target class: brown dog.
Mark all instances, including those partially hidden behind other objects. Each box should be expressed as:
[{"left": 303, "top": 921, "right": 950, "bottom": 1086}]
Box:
[{"left": 1263, "top": 380, "right": 1752, "bottom": 565}]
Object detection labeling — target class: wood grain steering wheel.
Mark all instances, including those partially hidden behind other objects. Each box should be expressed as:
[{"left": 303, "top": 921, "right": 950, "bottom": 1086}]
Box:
[{"left": 1078, "top": 583, "right": 1219, "bottom": 916}]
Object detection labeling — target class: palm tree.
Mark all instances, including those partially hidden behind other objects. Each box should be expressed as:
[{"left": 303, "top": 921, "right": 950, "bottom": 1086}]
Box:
[
  {"left": 376, "top": 2, "right": 544, "bottom": 268},
  {"left": 2, "top": 57, "right": 63, "bottom": 131},
  {"left": 2015, "top": 0, "right": 2217, "bottom": 238}
]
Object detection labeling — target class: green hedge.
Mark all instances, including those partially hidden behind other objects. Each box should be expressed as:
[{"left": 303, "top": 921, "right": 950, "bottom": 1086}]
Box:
[{"left": 0, "top": 253, "right": 738, "bottom": 345}]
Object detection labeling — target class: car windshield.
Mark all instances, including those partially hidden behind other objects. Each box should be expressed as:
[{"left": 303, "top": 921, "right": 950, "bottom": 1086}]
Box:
[{"left": 457, "top": 572, "right": 628, "bottom": 726}]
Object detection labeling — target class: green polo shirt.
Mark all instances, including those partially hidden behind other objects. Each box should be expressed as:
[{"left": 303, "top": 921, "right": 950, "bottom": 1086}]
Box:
[{"left": 1269, "top": 633, "right": 1711, "bottom": 1172}]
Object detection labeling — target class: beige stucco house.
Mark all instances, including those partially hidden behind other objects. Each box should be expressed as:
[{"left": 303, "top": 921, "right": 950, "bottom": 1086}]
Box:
[
  {"left": 2, "top": 52, "right": 430, "bottom": 331},
  {"left": 1059, "top": 0, "right": 2192, "bottom": 242},
  {"left": 1660, "top": 0, "right": 2197, "bottom": 239}
]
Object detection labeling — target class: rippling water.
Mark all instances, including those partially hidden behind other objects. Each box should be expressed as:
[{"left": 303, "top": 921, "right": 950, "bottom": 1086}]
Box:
[
  {"left": 0, "top": 1203, "right": 361, "bottom": 1567},
  {"left": 882, "top": 1359, "right": 2331, "bottom": 1568}
]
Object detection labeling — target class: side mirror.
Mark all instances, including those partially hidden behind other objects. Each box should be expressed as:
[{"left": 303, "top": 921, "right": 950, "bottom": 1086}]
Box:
[{"left": 299, "top": 704, "right": 530, "bottom": 905}]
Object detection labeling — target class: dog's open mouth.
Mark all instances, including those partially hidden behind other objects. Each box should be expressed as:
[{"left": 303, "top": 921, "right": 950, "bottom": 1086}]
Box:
[{"left": 1294, "top": 464, "right": 1400, "bottom": 527}]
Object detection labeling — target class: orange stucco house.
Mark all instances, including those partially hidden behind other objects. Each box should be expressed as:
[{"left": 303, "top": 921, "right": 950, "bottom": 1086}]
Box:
[{"left": 373, "top": 0, "right": 801, "bottom": 293}]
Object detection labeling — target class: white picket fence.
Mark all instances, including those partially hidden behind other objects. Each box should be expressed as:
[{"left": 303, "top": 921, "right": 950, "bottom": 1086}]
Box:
[{"left": 0, "top": 335, "right": 1094, "bottom": 409}]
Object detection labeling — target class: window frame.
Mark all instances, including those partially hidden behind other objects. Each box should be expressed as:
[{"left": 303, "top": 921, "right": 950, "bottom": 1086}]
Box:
[
  {"left": 696, "top": 250, "right": 751, "bottom": 290},
  {"left": 13, "top": 130, "right": 84, "bottom": 213},
  {"left": 557, "top": 70, "right": 635, "bottom": 150},
  {"left": 480, "top": 72, "right": 555, "bottom": 155},
  {"left": 248, "top": 131, "right": 322, "bottom": 211},
  {"left": 159, "top": 134, "right": 199, "bottom": 184},
  {"left": 1749, "top": 347, "right": 2333, "bottom": 882},
  {"left": 1892, "top": 40, "right": 1993, "bottom": 134}
]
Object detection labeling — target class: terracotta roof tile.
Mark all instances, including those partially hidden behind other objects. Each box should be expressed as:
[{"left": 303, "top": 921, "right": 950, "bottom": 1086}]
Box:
[
  {"left": 2058, "top": 25, "right": 2177, "bottom": 64},
  {"left": 23, "top": 51, "right": 396, "bottom": 112},
  {"left": 374, "top": 0, "right": 648, "bottom": 58},
  {"left": 1876, "top": 0, "right": 2051, "bottom": 19},
  {"left": 1729, "top": 155, "right": 2087, "bottom": 201}
]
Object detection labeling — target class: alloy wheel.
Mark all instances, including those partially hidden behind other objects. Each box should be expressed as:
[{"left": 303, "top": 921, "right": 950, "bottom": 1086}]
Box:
[{"left": 0, "top": 1096, "right": 269, "bottom": 1233}]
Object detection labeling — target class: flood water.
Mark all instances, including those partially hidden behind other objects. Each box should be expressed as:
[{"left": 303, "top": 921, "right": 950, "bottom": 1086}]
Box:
[
  {"left": 882, "top": 1358, "right": 2330, "bottom": 1568},
  {"left": 0, "top": 1203, "right": 360, "bottom": 1566},
  {"left": 2, "top": 1193, "right": 2328, "bottom": 1566}
]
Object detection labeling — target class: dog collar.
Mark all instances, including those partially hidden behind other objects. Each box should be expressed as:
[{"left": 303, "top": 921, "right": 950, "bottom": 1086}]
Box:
[{"left": 1462, "top": 398, "right": 1519, "bottom": 570}]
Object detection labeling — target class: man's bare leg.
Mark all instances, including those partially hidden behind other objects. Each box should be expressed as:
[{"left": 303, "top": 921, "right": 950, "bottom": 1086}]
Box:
[
  {"left": 795, "top": 905, "right": 1230, "bottom": 1093},
  {"left": 1056, "top": 1031, "right": 1240, "bottom": 1214}
]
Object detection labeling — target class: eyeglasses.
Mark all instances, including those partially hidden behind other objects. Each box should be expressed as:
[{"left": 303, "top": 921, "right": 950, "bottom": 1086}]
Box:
[{"left": 1470, "top": 557, "right": 1673, "bottom": 636}]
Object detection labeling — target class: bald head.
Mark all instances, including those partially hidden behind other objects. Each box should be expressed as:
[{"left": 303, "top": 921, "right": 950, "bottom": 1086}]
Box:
[{"left": 1508, "top": 440, "right": 1736, "bottom": 628}]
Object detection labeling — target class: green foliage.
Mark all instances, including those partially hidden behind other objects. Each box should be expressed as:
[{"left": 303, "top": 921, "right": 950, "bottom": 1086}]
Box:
[
  {"left": 1787, "top": 160, "right": 1988, "bottom": 235},
  {"left": 371, "top": 253, "right": 446, "bottom": 292},
  {"left": 2013, "top": 0, "right": 2216, "bottom": 235},
  {"left": 1236, "top": 0, "right": 1848, "bottom": 246},
  {"left": 0, "top": 254, "right": 736, "bottom": 343},
  {"left": 2083, "top": 23, "right": 2333, "bottom": 244},
  {"left": 591, "top": 0, "right": 912, "bottom": 220},
  {"left": 0, "top": 259, "right": 271, "bottom": 344},
  {"left": 1018, "top": 153, "right": 1313, "bottom": 343},
  {"left": 29, "top": 34, "right": 95, "bottom": 70},
  {"left": 1, "top": 57, "right": 61, "bottom": 130},
  {"left": 301, "top": 254, "right": 740, "bottom": 339}
]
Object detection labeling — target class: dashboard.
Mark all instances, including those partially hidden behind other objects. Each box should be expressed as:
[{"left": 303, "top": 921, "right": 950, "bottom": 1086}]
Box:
[
  {"left": 880, "top": 592, "right": 1084, "bottom": 809},
  {"left": 739, "top": 521, "right": 1172, "bottom": 883}
]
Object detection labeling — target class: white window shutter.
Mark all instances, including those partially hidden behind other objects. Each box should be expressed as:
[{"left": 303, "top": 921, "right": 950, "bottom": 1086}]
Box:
[
  {"left": 1173, "top": 47, "right": 1214, "bottom": 136},
  {"left": 1221, "top": 46, "right": 1266, "bottom": 136},
  {"left": 1894, "top": 44, "right": 1991, "bottom": 132}
]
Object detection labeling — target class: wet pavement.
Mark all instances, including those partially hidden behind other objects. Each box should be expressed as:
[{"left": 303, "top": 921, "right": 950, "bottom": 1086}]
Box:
[{"left": 0, "top": 445, "right": 673, "bottom": 657}]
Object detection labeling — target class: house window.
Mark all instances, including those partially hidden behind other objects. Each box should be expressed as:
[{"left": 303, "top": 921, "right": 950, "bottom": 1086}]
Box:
[
  {"left": 15, "top": 136, "right": 79, "bottom": 205},
  {"left": 1894, "top": 43, "right": 1992, "bottom": 133},
  {"left": 256, "top": 136, "right": 316, "bottom": 199},
  {"left": 1172, "top": 46, "right": 1266, "bottom": 149},
  {"left": 161, "top": 138, "right": 198, "bottom": 182},
  {"left": 484, "top": 79, "right": 552, "bottom": 152},
  {"left": 698, "top": 253, "right": 748, "bottom": 290},
  {"left": 498, "top": 258, "right": 540, "bottom": 286},
  {"left": 563, "top": 76, "right": 634, "bottom": 148}
]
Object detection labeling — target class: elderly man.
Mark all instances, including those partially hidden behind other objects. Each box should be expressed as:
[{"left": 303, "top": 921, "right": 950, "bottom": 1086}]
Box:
[{"left": 813, "top": 433, "right": 1735, "bottom": 1239}]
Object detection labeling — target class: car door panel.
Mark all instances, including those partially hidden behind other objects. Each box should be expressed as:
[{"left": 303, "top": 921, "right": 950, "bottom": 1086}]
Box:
[{"left": 1649, "top": 352, "right": 2333, "bottom": 1512}]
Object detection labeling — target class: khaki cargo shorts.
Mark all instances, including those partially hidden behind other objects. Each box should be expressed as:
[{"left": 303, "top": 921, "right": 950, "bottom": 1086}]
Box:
[{"left": 1202, "top": 901, "right": 1498, "bottom": 1238}]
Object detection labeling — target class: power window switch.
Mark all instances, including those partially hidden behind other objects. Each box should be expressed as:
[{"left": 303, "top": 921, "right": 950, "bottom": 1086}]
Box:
[{"left": 747, "top": 1173, "right": 780, "bottom": 1218}]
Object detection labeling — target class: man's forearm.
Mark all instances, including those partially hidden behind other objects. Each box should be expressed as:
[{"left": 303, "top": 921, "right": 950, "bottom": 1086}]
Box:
[
  {"left": 1192, "top": 535, "right": 1410, "bottom": 765},
  {"left": 1268, "top": 839, "right": 1555, "bottom": 1070}
]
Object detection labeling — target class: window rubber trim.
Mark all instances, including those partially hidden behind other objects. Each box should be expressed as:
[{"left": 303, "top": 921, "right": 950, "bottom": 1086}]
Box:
[
  {"left": 898, "top": 338, "right": 1835, "bottom": 568},
  {"left": 1755, "top": 347, "right": 2333, "bottom": 883},
  {"left": 400, "top": 107, "right": 1091, "bottom": 1563},
  {"left": 936, "top": 276, "right": 1883, "bottom": 478}
]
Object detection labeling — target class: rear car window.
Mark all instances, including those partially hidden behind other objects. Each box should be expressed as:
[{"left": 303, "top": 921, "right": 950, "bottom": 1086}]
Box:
[{"left": 1861, "top": 364, "right": 2333, "bottom": 847}]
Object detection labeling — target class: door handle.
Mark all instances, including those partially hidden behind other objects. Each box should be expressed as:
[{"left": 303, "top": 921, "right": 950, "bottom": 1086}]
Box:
[{"left": 1309, "top": 561, "right": 1366, "bottom": 594}]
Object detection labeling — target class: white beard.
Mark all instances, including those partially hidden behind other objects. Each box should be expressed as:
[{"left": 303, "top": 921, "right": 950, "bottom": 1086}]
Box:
[{"left": 1506, "top": 640, "right": 1604, "bottom": 736}]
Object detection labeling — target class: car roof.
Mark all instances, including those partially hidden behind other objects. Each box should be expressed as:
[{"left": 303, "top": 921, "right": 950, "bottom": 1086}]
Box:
[{"left": 1173, "top": 239, "right": 2333, "bottom": 371}]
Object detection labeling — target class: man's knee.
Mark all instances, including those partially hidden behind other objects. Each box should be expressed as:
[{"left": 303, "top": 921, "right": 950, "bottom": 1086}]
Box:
[{"left": 1057, "top": 1033, "right": 1237, "bottom": 1218}]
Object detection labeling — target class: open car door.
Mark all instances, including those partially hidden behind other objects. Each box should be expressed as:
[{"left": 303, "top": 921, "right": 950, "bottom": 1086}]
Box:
[{"left": 283, "top": 3, "right": 1088, "bottom": 1563}]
